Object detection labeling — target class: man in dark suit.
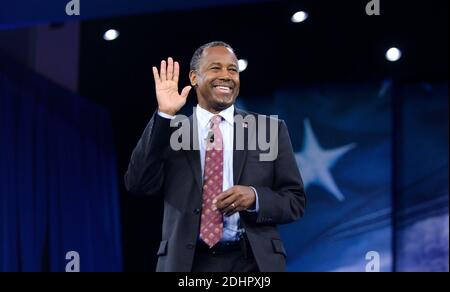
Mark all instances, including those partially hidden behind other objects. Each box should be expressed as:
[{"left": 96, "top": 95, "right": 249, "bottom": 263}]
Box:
[{"left": 124, "top": 41, "right": 306, "bottom": 272}]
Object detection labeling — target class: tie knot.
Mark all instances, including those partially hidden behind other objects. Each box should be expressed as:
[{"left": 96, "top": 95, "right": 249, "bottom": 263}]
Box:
[{"left": 211, "top": 115, "right": 222, "bottom": 127}]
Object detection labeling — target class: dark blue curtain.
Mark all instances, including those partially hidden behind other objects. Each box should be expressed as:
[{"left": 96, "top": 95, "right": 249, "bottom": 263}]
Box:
[
  {"left": 395, "top": 83, "right": 449, "bottom": 271},
  {"left": 0, "top": 57, "right": 122, "bottom": 272}
]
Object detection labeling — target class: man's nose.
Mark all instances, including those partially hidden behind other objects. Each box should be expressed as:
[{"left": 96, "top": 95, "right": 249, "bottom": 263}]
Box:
[{"left": 218, "top": 69, "right": 232, "bottom": 80}]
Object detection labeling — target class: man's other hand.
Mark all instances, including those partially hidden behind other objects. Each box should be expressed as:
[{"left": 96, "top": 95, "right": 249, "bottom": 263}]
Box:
[{"left": 214, "top": 186, "right": 256, "bottom": 216}]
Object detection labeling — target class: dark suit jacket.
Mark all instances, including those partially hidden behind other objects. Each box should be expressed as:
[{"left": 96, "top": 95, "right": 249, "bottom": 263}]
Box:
[{"left": 124, "top": 107, "right": 306, "bottom": 272}]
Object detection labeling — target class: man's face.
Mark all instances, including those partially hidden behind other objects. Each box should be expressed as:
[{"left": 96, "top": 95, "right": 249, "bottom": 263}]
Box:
[{"left": 190, "top": 46, "right": 240, "bottom": 112}]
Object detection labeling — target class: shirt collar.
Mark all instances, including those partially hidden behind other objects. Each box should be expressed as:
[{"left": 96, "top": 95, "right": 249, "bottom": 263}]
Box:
[{"left": 196, "top": 104, "right": 235, "bottom": 129}]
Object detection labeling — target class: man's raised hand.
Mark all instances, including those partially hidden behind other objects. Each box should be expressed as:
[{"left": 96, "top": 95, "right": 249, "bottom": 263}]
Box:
[{"left": 152, "top": 57, "right": 192, "bottom": 116}]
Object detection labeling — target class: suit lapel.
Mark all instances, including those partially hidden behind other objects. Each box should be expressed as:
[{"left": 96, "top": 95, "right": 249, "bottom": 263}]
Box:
[
  {"left": 184, "top": 112, "right": 203, "bottom": 193},
  {"left": 233, "top": 108, "right": 251, "bottom": 185}
]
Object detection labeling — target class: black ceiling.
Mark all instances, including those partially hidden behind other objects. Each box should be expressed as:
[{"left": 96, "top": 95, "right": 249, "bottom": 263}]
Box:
[{"left": 79, "top": 0, "right": 448, "bottom": 112}]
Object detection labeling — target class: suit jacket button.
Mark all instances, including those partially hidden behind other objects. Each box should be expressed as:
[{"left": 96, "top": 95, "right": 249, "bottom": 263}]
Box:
[
  {"left": 186, "top": 244, "right": 195, "bottom": 249},
  {"left": 193, "top": 208, "right": 200, "bottom": 215}
]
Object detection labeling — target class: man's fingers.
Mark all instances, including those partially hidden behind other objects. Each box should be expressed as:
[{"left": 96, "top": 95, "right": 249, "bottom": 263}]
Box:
[
  {"left": 224, "top": 198, "right": 244, "bottom": 216},
  {"left": 215, "top": 187, "right": 234, "bottom": 203},
  {"left": 215, "top": 188, "right": 235, "bottom": 210},
  {"left": 173, "top": 61, "right": 180, "bottom": 83},
  {"left": 160, "top": 60, "right": 167, "bottom": 81},
  {"left": 216, "top": 193, "right": 238, "bottom": 211},
  {"left": 152, "top": 67, "right": 160, "bottom": 85},
  {"left": 222, "top": 203, "right": 236, "bottom": 215},
  {"left": 180, "top": 86, "right": 192, "bottom": 99},
  {"left": 167, "top": 57, "right": 174, "bottom": 80}
]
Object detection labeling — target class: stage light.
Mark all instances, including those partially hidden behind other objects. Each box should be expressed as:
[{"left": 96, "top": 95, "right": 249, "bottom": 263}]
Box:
[
  {"left": 386, "top": 47, "right": 402, "bottom": 62},
  {"left": 291, "top": 11, "right": 308, "bottom": 23},
  {"left": 238, "top": 59, "right": 248, "bottom": 72},
  {"left": 103, "top": 29, "right": 120, "bottom": 41}
]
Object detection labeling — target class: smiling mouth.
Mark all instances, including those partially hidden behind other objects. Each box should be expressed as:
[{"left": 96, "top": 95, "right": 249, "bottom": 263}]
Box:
[{"left": 213, "top": 85, "right": 233, "bottom": 94}]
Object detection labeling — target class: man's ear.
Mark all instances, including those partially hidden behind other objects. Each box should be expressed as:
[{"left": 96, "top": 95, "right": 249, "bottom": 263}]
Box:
[{"left": 189, "top": 70, "right": 197, "bottom": 87}]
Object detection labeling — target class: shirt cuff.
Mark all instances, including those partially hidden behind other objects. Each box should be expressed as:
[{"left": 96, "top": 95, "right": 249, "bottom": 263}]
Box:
[
  {"left": 157, "top": 110, "right": 176, "bottom": 120},
  {"left": 246, "top": 186, "right": 259, "bottom": 213}
]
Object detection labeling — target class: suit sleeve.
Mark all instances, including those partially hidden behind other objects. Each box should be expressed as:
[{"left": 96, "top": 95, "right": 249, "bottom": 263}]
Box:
[
  {"left": 124, "top": 111, "right": 173, "bottom": 196},
  {"left": 253, "top": 120, "right": 306, "bottom": 224}
]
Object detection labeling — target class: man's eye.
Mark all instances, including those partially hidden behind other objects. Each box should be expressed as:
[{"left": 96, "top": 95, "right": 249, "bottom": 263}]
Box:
[
  {"left": 211, "top": 67, "right": 220, "bottom": 70},
  {"left": 229, "top": 68, "right": 237, "bottom": 72}
]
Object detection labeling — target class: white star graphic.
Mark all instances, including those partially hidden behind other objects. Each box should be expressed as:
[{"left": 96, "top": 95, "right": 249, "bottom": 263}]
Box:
[{"left": 295, "top": 119, "right": 356, "bottom": 202}]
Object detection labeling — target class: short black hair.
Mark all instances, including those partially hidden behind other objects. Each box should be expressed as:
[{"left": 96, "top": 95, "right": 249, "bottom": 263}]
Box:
[{"left": 189, "top": 41, "right": 236, "bottom": 72}]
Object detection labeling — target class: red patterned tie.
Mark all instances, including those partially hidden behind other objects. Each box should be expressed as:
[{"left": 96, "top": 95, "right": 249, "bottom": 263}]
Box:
[{"left": 199, "top": 115, "right": 224, "bottom": 248}]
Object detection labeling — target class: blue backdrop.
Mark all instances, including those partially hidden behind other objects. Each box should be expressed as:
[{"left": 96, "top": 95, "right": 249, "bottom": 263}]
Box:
[
  {"left": 0, "top": 57, "right": 122, "bottom": 272},
  {"left": 239, "top": 80, "right": 448, "bottom": 272}
]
